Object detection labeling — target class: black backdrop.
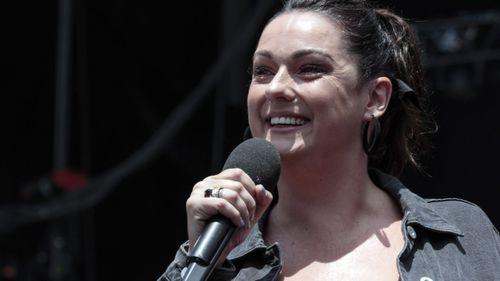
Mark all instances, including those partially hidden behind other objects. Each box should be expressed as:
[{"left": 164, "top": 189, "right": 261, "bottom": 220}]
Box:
[{"left": 2, "top": 1, "right": 500, "bottom": 280}]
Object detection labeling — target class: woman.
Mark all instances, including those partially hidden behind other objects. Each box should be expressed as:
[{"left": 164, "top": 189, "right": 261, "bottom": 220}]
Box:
[{"left": 159, "top": 0, "right": 500, "bottom": 280}]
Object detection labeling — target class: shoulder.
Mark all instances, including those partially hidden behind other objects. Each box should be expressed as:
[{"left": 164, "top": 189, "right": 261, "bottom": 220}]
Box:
[
  {"left": 419, "top": 197, "right": 500, "bottom": 277},
  {"left": 425, "top": 197, "right": 499, "bottom": 241},
  {"left": 369, "top": 169, "right": 499, "bottom": 239},
  {"left": 426, "top": 198, "right": 495, "bottom": 226}
]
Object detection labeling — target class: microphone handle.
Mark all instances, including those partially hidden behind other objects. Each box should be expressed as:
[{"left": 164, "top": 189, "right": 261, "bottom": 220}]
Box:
[{"left": 182, "top": 215, "right": 235, "bottom": 281}]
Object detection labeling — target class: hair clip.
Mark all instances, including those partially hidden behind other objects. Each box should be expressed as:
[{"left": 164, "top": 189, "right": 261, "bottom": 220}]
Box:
[{"left": 395, "top": 78, "right": 421, "bottom": 110}]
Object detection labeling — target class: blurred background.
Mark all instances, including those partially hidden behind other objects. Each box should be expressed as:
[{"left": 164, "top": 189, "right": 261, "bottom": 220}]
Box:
[{"left": 1, "top": 0, "right": 499, "bottom": 280}]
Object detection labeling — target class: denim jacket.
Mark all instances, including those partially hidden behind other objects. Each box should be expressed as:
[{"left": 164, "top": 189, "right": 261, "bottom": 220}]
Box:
[{"left": 158, "top": 169, "right": 500, "bottom": 281}]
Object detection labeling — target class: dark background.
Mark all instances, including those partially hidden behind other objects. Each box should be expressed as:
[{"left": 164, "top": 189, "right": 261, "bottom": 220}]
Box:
[{"left": 2, "top": 1, "right": 499, "bottom": 280}]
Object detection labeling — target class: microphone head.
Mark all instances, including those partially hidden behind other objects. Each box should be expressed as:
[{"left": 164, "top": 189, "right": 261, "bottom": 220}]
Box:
[{"left": 222, "top": 138, "right": 281, "bottom": 193}]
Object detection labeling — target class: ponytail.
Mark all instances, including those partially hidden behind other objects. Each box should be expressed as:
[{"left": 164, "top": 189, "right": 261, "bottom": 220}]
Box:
[{"left": 371, "top": 8, "right": 436, "bottom": 175}]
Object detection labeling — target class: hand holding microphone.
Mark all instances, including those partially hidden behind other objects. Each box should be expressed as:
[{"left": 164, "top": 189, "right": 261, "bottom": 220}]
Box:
[{"left": 183, "top": 138, "right": 281, "bottom": 281}]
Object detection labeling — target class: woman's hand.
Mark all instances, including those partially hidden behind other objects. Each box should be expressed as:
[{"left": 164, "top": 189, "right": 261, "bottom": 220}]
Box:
[{"left": 186, "top": 168, "right": 274, "bottom": 264}]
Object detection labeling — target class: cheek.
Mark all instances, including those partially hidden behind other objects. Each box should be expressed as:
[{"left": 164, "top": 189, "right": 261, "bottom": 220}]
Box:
[
  {"left": 246, "top": 88, "right": 264, "bottom": 134},
  {"left": 246, "top": 88, "right": 258, "bottom": 118},
  {"left": 320, "top": 79, "right": 360, "bottom": 117}
]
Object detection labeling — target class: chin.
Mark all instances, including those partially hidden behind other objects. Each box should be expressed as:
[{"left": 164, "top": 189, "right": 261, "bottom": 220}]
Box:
[{"left": 267, "top": 135, "right": 306, "bottom": 156}]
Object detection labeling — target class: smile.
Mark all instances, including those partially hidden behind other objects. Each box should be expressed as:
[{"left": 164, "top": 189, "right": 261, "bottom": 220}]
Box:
[{"left": 269, "top": 116, "right": 308, "bottom": 126}]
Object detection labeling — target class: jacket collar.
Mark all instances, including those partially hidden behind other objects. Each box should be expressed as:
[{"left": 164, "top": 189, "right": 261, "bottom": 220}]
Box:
[
  {"left": 227, "top": 214, "right": 276, "bottom": 260},
  {"left": 369, "top": 168, "right": 463, "bottom": 236}
]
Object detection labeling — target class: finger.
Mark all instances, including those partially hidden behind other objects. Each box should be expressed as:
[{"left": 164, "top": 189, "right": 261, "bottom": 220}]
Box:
[
  {"left": 186, "top": 196, "right": 245, "bottom": 246},
  {"left": 196, "top": 178, "right": 257, "bottom": 221},
  {"left": 188, "top": 184, "right": 254, "bottom": 229},
  {"left": 209, "top": 188, "right": 253, "bottom": 227},
  {"left": 252, "top": 184, "right": 274, "bottom": 223},
  {"left": 205, "top": 168, "right": 257, "bottom": 196}
]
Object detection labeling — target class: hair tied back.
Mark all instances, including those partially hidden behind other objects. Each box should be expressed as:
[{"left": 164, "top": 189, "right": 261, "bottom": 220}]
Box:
[{"left": 395, "top": 78, "right": 421, "bottom": 110}]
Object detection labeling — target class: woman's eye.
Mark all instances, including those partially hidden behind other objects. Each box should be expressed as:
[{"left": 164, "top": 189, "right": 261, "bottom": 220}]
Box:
[
  {"left": 252, "top": 66, "right": 274, "bottom": 80},
  {"left": 299, "top": 64, "right": 327, "bottom": 75}
]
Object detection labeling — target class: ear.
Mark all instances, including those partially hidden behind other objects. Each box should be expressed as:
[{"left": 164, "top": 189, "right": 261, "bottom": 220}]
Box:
[{"left": 363, "top": 76, "right": 392, "bottom": 121}]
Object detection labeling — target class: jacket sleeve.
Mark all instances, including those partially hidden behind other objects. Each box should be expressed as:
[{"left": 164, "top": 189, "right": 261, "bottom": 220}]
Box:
[
  {"left": 156, "top": 241, "right": 238, "bottom": 281},
  {"left": 486, "top": 212, "right": 500, "bottom": 263},
  {"left": 156, "top": 241, "right": 190, "bottom": 281},
  {"left": 460, "top": 202, "right": 500, "bottom": 278}
]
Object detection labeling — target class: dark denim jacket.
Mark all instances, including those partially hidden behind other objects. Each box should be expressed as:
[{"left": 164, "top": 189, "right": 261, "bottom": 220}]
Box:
[{"left": 158, "top": 170, "right": 500, "bottom": 281}]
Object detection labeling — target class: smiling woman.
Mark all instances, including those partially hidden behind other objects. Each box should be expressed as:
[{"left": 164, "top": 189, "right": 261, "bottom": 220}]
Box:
[
  {"left": 156, "top": 1, "right": 500, "bottom": 281},
  {"left": 248, "top": 10, "right": 372, "bottom": 161}
]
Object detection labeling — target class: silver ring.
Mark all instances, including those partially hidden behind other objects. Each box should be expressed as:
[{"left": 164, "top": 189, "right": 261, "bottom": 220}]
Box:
[
  {"left": 204, "top": 187, "right": 224, "bottom": 198},
  {"left": 214, "top": 187, "right": 224, "bottom": 198}
]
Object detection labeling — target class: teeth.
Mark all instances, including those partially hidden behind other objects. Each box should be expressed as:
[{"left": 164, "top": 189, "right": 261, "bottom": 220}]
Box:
[{"left": 270, "top": 117, "right": 306, "bottom": 126}]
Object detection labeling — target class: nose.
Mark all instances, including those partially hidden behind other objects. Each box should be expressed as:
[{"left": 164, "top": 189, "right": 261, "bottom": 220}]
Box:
[{"left": 264, "top": 67, "right": 295, "bottom": 101}]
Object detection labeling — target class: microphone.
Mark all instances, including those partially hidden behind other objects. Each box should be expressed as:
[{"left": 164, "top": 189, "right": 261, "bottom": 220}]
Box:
[{"left": 182, "top": 138, "right": 281, "bottom": 281}]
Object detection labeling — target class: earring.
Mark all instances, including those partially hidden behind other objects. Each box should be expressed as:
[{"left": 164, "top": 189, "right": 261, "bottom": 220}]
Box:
[
  {"left": 243, "top": 126, "right": 253, "bottom": 140},
  {"left": 363, "top": 115, "right": 381, "bottom": 154}
]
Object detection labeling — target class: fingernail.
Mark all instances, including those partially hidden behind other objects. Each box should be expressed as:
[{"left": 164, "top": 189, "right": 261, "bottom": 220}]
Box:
[
  {"left": 263, "top": 186, "right": 271, "bottom": 198},
  {"left": 239, "top": 217, "right": 246, "bottom": 228},
  {"left": 260, "top": 185, "right": 267, "bottom": 196},
  {"left": 250, "top": 213, "right": 255, "bottom": 222}
]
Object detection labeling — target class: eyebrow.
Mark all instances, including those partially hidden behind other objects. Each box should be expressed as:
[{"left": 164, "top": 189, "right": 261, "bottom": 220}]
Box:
[{"left": 253, "top": 48, "right": 336, "bottom": 63}]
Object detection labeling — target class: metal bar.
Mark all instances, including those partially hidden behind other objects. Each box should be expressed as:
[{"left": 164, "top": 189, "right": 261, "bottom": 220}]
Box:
[{"left": 53, "top": 0, "right": 73, "bottom": 170}]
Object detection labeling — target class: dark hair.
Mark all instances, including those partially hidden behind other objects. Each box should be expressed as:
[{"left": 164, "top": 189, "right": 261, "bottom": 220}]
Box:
[{"left": 275, "top": 0, "right": 436, "bottom": 176}]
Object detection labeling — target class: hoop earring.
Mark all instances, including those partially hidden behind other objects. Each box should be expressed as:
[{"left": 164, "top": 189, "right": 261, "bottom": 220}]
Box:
[
  {"left": 243, "top": 126, "right": 253, "bottom": 140},
  {"left": 363, "top": 116, "right": 381, "bottom": 154}
]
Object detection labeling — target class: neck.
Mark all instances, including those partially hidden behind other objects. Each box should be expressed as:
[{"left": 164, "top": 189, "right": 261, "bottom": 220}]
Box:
[{"left": 272, "top": 148, "right": 375, "bottom": 230}]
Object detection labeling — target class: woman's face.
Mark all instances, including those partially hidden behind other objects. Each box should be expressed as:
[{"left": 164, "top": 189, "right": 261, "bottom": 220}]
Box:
[{"left": 248, "top": 11, "right": 370, "bottom": 158}]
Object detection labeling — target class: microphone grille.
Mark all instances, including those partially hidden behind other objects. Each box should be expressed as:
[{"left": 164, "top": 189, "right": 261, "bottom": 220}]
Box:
[{"left": 222, "top": 138, "right": 280, "bottom": 192}]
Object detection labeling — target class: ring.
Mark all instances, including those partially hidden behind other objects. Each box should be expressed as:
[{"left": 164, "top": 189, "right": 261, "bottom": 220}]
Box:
[
  {"left": 204, "top": 188, "right": 214, "bottom": 198},
  {"left": 204, "top": 187, "right": 224, "bottom": 198},
  {"left": 214, "top": 187, "right": 224, "bottom": 198}
]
